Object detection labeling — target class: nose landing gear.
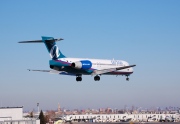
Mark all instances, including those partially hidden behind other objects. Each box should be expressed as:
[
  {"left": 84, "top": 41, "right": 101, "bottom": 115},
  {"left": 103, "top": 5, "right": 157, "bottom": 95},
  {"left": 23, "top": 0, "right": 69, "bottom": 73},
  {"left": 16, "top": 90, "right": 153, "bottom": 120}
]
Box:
[{"left": 126, "top": 76, "right": 129, "bottom": 81}]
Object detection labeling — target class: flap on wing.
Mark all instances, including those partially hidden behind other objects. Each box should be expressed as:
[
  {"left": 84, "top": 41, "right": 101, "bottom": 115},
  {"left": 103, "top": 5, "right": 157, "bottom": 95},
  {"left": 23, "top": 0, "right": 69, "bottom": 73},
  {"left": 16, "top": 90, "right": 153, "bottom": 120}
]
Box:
[{"left": 92, "top": 65, "right": 136, "bottom": 75}]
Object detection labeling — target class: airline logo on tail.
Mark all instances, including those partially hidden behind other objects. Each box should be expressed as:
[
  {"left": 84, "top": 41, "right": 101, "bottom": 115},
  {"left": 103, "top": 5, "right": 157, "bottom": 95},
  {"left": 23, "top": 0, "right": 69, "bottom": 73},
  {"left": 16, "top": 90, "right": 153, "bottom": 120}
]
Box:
[{"left": 50, "top": 45, "right": 60, "bottom": 59}]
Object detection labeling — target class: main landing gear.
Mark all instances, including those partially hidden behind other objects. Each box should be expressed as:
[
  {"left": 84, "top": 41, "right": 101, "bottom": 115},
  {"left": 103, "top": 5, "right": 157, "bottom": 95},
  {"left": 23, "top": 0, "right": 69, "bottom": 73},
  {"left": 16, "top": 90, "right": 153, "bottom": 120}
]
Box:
[
  {"left": 94, "top": 75, "right": 100, "bottom": 81},
  {"left": 76, "top": 76, "right": 82, "bottom": 82},
  {"left": 76, "top": 75, "right": 100, "bottom": 81}
]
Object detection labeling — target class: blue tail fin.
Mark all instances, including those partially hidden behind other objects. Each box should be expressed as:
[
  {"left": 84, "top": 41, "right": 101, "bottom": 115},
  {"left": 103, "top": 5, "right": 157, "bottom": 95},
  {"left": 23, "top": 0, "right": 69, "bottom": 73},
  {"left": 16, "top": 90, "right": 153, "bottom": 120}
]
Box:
[{"left": 41, "top": 36, "right": 66, "bottom": 59}]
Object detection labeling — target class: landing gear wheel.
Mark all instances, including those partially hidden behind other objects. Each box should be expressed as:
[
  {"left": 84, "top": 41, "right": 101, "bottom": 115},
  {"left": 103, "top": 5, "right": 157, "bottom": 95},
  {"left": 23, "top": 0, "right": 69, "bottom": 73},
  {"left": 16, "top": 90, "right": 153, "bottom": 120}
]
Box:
[
  {"left": 76, "top": 76, "right": 82, "bottom": 82},
  {"left": 126, "top": 77, "right": 129, "bottom": 81},
  {"left": 94, "top": 75, "right": 100, "bottom": 81}
]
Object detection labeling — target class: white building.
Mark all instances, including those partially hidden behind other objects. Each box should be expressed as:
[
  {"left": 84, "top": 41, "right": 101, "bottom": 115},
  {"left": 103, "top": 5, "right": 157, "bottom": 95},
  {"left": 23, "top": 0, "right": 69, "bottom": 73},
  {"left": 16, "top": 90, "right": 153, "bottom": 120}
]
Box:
[
  {"left": 65, "top": 113, "right": 180, "bottom": 122},
  {"left": 0, "top": 107, "right": 40, "bottom": 124},
  {"left": 0, "top": 107, "right": 23, "bottom": 121}
]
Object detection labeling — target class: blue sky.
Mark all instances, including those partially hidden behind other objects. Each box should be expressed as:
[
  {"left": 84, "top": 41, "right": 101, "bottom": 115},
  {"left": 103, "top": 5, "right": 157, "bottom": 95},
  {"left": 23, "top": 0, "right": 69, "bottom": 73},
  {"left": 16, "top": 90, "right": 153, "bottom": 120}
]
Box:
[{"left": 0, "top": 0, "right": 180, "bottom": 111}]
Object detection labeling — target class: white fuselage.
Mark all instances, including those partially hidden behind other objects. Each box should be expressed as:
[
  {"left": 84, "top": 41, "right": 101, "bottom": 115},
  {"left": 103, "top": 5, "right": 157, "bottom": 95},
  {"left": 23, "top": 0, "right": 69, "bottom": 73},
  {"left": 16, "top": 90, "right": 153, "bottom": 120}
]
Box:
[{"left": 59, "top": 57, "right": 133, "bottom": 74}]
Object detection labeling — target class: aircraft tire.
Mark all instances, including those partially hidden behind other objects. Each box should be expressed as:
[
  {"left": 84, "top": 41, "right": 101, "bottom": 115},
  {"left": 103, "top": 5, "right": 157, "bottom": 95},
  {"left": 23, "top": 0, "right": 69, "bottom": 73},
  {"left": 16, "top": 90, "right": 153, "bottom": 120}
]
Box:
[
  {"left": 126, "top": 77, "right": 129, "bottom": 81},
  {"left": 94, "top": 75, "right": 100, "bottom": 81},
  {"left": 76, "top": 76, "right": 82, "bottom": 82}
]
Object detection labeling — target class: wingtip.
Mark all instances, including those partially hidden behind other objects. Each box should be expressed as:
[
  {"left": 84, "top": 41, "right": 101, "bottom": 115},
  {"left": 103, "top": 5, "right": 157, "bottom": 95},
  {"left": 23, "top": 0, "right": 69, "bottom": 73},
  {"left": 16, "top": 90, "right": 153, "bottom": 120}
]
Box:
[
  {"left": 56, "top": 38, "right": 64, "bottom": 41},
  {"left": 131, "top": 65, "right": 136, "bottom": 67}
]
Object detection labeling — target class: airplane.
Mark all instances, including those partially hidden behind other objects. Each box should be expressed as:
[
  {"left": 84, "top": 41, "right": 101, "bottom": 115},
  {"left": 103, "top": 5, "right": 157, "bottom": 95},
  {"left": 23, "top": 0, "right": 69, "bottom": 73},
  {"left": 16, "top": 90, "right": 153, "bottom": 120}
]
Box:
[{"left": 19, "top": 36, "right": 136, "bottom": 82}]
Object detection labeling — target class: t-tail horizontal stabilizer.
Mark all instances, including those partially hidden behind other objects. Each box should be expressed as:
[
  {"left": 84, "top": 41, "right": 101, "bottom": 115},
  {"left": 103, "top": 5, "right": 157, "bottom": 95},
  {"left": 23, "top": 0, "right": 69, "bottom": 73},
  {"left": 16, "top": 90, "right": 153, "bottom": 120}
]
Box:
[
  {"left": 19, "top": 36, "right": 66, "bottom": 59},
  {"left": 18, "top": 38, "right": 63, "bottom": 43}
]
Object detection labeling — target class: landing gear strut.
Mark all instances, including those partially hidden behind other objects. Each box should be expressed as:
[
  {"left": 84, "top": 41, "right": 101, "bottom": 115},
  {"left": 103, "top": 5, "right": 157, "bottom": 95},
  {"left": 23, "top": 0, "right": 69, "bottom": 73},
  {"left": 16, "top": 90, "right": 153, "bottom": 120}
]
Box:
[
  {"left": 76, "top": 76, "right": 82, "bottom": 82},
  {"left": 94, "top": 75, "right": 100, "bottom": 81},
  {"left": 126, "top": 76, "right": 129, "bottom": 81}
]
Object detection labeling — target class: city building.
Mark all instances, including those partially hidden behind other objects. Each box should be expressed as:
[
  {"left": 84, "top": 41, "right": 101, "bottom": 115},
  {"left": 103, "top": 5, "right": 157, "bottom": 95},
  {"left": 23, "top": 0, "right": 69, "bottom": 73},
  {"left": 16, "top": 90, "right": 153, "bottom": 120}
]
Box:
[{"left": 0, "top": 107, "right": 40, "bottom": 124}]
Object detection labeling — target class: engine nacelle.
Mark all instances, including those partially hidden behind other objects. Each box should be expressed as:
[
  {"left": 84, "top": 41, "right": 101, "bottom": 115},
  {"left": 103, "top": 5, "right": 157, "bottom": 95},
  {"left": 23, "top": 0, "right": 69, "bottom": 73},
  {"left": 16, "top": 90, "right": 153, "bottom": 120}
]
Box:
[
  {"left": 71, "top": 60, "right": 92, "bottom": 70},
  {"left": 50, "top": 65, "right": 60, "bottom": 71}
]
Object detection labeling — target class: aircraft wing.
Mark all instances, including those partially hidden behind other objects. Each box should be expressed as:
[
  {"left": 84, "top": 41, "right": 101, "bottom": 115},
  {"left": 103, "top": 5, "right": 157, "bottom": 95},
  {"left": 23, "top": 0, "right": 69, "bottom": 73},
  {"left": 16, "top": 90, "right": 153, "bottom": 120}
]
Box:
[
  {"left": 92, "top": 65, "right": 136, "bottom": 75},
  {"left": 28, "top": 69, "right": 60, "bottom": 74},
  {"left": 27, "top": 69, "right": 76, "bottom": 76}
]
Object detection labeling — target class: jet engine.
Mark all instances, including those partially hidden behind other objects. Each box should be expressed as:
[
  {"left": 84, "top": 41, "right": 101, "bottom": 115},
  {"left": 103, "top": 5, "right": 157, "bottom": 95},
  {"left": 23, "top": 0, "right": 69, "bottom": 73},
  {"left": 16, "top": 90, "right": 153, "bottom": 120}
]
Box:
[{"left": 71, "top": 60, "right": 92, "bottom": 70}]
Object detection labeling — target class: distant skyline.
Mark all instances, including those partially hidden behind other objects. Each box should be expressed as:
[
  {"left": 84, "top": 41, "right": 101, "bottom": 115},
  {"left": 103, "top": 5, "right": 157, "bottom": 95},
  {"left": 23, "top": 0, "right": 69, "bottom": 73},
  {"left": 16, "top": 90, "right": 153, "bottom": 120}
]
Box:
[
  {"left": 0, "top": 0, "right": 180, "bottom": 111},
  {"left": 22, "top": 104, "right": 179, "bottom": 112}
]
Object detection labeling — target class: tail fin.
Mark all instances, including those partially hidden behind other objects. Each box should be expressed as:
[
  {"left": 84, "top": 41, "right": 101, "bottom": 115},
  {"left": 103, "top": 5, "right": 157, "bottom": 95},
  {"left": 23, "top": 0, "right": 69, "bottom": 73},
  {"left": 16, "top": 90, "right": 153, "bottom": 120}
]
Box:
[
  {"left": 19, "top": 36, "right": 66, "bottom": 59},
  {"left": 41, "top": 36, "right": 66, "bottom": 59}
]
